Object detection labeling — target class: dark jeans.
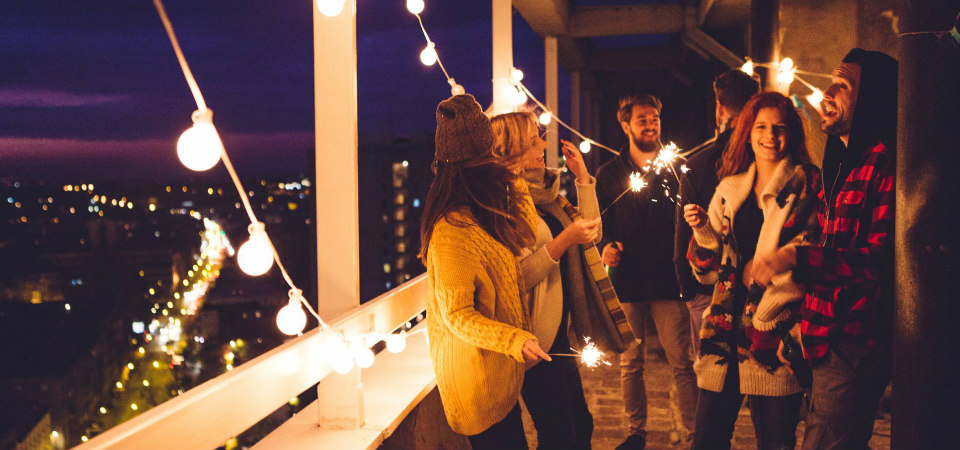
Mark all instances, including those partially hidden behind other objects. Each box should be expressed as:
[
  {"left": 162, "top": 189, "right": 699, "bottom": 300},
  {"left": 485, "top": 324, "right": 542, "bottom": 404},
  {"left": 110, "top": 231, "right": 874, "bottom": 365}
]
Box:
[
  {"left": 521, "top": 355, "right": 594, "bottom": 450},
  {"left": 802, "top": 340, "right": 891, "bottom": 450},
  {"left": 467, "top": 403, "right": 528, "bottom": 450},
  {"left": 693, "top": 364, "right": 803, "bottom": 450}
]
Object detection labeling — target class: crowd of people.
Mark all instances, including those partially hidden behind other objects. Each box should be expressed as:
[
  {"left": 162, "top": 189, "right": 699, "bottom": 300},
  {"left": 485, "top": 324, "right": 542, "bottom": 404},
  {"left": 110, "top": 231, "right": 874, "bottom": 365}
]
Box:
[{"left": 418, "top": 47, "right": 896, "bottom": 450}]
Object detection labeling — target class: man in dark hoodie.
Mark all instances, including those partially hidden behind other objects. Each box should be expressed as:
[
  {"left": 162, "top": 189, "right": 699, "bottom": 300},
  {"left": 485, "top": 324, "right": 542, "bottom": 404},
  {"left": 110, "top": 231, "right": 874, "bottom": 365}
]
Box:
[
  {"left": 751, "top": 48, "right": 897, "bottom": 450},
  {"left": 674, "top": 69, "right": 759, "bottom": 356}
]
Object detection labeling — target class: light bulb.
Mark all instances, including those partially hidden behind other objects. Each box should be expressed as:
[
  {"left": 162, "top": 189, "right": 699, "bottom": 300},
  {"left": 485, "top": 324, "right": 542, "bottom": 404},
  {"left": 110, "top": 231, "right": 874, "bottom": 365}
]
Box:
[
  {"left": 316, "top": 0, "right": 345, "bottom": 17},
  {"left": 420, "top": 43, "right": 438, "bottom": 66},
  {"left": 237, "top": 222, "right": 274, "bottom": 276},
  {"left": 806, "top": 88, "right": 824, "bottom": 106},
  {"left": 776, "top": 68, "right": 796, "bottom": 85},
  {"left": 779, "top": 57, "right": 794, "bottom": 71},
  {"left": 406, "top": 0, "right": 424, "bottom": 15},
  {"left": 353, "top": 342, "right": 375, "bottom": 369},
  {"left": 177, "top": 110, "right": 223, "bottom": 172},
  {"left": 511, "top": 68, "right": 524, "bottom": 82},
  {"left": 579, "top": 140, "right": 592, "bottom": 153},
  {"left": 451, "top": 84, "right": 465, "bottom": 96},
  {"left": 385, "top": 331, "right": 407, "bottom": 353},
  {"left": 276, "top": 290, "right": 307, "bottom": 335},
  {"left": 740, "top": 59, "right": 754, "bottom": 76},
  {"left": 538, "top": 112, "right": 552, "bottom": 126},
  {"left": 510, "top": 87, "right": 527, "bottom": 107}
]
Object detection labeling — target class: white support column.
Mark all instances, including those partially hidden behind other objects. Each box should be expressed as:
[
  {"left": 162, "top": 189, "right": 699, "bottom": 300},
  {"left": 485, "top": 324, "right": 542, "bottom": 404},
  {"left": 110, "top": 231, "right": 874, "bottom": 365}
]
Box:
[
  {"left": 313, "top": 1, "right": 363, "bottom": 429},
  {"left": 492, "top": 0, "right": 513, "bottom": 114},
  {"left": 544, "top": 36, "right": 559, "bottom": 168}
]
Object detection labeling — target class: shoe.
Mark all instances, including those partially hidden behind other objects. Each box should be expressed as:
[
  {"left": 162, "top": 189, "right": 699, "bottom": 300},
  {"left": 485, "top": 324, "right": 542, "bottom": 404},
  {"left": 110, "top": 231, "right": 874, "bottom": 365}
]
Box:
[{"left": 615, "top": 433, "right": 646, "bottom": 450}]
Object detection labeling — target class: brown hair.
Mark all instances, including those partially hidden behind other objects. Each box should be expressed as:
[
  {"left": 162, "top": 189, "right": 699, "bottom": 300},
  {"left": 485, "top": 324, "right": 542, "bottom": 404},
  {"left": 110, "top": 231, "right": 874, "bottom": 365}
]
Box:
[
  {"left": 617, "top": 94, "right": 662, "bottom": 124},
  {"left": 713, "top": 69, "right": 760, "bottom": 115},
  {"left": 418, "top": 156, "right": 535, "bottom": 263},
  {"left": 718, "top": 92, "right": 810, "bottom": 179}
]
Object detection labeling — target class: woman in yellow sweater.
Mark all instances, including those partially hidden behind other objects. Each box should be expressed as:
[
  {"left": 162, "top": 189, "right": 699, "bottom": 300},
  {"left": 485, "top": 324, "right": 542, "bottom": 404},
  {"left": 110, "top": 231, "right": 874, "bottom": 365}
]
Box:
[{"left": 419, "top": 94, "right": 551, "bottom": 449}]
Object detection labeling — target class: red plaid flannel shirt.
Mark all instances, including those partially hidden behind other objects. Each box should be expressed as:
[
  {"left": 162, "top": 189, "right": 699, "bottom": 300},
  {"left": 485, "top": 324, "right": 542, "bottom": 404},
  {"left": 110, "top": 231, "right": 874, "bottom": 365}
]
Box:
[{"left": 794, "top": 141, "right": 894, "bottom": 363}]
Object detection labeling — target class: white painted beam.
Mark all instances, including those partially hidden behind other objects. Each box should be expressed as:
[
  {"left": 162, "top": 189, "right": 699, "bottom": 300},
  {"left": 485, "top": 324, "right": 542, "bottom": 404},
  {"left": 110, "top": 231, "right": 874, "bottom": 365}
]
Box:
[
  {"left": 568, "top": 4, "right": 684, "bottom": 37},
  {"left": 314, "top": 0, "right": 359, "bottom": 320},
  {"left": 545, "top": 36, "right": 559, "bottom": 168},
  {"left": 492, "top": 0, "right": 514, "bottom": 114}
]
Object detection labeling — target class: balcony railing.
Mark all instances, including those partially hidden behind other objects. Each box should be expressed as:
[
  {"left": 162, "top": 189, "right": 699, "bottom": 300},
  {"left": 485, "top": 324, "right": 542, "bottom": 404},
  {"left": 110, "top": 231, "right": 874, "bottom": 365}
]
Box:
[{"left": 73, "top": 274, "right": 429, "bottom": 450}]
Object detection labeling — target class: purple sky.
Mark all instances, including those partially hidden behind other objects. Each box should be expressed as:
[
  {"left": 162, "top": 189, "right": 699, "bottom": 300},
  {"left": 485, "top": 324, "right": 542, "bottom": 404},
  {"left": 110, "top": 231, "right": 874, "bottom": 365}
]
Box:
[{"left": 0, "top": 0, "right": 548, "bottom": 181}]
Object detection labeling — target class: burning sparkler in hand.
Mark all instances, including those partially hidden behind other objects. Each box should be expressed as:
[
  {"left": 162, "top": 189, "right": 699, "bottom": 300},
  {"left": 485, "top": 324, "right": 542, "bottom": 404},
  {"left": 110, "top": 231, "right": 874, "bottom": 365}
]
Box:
[{"left": 550, "top": 337, "right": 611, "bottom": 368}]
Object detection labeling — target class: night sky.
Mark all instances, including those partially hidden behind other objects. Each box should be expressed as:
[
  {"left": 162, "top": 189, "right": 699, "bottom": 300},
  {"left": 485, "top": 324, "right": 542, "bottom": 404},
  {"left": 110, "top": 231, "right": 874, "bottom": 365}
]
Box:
[{"left": 0, "top": 0, "right": 550, "bottom": 181}]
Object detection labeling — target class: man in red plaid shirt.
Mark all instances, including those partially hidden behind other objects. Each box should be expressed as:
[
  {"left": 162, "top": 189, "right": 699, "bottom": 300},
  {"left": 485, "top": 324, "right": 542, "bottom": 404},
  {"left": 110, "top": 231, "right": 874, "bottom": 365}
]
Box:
[{"left": 751, "top": 48, "right": 897, "bottom": 450}]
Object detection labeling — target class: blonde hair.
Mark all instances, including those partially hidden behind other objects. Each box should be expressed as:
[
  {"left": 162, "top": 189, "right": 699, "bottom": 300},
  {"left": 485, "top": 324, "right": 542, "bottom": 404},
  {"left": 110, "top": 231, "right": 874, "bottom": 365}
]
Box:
[{"left": 490, "top": 112, "right": 538, "bottom": 169}]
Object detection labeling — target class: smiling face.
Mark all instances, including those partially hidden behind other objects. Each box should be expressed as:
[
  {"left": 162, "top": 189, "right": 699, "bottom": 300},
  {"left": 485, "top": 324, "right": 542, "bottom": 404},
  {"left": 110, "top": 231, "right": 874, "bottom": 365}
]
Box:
[
  {"left": 751, "top": 107, "right": 789, "bottom": 163},
  {"left": 821, "top": 62, "right": 861, "bottom": 137},
  {"left": 521, "top": 120, "right": 547, "bottom": 170},
  {"left": 621, "top": 105, "right": 661, "bottom": 152}
]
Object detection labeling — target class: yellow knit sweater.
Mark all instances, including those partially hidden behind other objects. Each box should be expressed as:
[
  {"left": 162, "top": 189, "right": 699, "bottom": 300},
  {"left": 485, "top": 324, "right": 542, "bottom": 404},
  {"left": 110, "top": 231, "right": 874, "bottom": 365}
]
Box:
[{"left": 425, "top": 188, "right": 539, "bottom": 435}]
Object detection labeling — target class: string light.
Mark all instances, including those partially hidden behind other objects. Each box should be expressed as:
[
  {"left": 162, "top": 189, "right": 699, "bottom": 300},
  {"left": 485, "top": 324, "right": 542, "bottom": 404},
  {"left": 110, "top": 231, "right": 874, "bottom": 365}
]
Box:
[
  {"left": 579, "top": 140, "right": 592, "bottom": 154},
  {"left": 741, "top": 59, "right": 755, "bottom": 76},
  {"left": 510, "top": 86, "right": 527, "bottom": 107},
  {"left": 352, "top": 340, "right": 375, "bottom": 369},
  {"left": 237, "top": 222, "right": 274, "bottom": 276},
  {"left": 419, "top": 42, "right": 438, "bottom": 66},
  {"left": 538, "top": 111, "right": 552, "bottom": 126},
  {"left": 316, "top": 0, "right": 346, "bottom": 17},
  {"left": 511, "top": 67, "right": 524, "bottom": 82},
  {"left": 276, "top": 289, "right": 308, "bottom": 336},
  {"left": 405, "top": 0, "right": 424, "bottom": 15},
  {"left": 177, "top": 109, "right": 223, "bottom": 172},
  {"left": 385, "top": 331, "right": 407, "bottom": 353}
]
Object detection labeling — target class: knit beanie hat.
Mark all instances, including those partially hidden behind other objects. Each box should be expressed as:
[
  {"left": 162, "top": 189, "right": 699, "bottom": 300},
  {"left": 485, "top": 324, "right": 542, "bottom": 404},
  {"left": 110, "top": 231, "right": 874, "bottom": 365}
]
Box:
[{"left": 435, "top": 94, "right": 495, "bottom": 163}]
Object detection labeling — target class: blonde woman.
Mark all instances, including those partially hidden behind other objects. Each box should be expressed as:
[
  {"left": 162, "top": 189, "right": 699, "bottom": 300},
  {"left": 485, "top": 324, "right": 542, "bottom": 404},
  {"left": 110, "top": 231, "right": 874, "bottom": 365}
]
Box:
[{"left": 491, "top": 111, "right": 601, "bottom": 450}]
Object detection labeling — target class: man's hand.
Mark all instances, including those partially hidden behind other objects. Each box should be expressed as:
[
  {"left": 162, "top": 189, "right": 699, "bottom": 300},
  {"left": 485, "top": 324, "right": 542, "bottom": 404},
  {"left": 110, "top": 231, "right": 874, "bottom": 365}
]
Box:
[
  {"left": 776, "top": 322, "right": 803, "bottom": 374},
  {"left": 751, "top": 245, "right": 797, "bottom": 286},
  {"left": 522, "top": 339, "right": 552, "bottom": 363},
  {"left": 683, "top": 204, "right": 708, "bottom": 229},
  {"left": 601, "top": 241, "right": 624, "bottom": 266}
]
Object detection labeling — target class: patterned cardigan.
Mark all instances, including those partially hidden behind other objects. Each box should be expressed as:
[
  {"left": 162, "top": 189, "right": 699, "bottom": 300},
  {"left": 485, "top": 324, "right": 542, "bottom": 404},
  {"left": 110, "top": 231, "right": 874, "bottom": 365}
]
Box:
[{"left": 688, "top": 159, "right": 821, "bottom": 396}]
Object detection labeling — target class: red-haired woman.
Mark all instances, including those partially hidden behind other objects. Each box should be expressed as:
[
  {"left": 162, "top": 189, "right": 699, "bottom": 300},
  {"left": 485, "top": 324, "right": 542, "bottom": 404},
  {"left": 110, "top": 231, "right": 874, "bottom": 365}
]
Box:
[{"left": 682, "top": 92, "right": 821, "bottom": 450}]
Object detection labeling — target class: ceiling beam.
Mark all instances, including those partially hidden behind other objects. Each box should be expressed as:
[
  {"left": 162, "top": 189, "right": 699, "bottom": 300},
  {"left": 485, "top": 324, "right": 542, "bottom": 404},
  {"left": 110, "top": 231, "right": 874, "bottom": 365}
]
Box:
[
  {"left": 682, "top": 28, "right": 744, "bottom": 68},
  {"left": 699, "top": 0, "right": 718, "bottom": 26},
  {"left": 586, "top": 46, "right": 684, "bottom": 73},
  {"left": 513, "top": 0, "right": 569, "bottom": 35},
  {"left": 568, "top": 4, "right": 684, "bottom": 37}
]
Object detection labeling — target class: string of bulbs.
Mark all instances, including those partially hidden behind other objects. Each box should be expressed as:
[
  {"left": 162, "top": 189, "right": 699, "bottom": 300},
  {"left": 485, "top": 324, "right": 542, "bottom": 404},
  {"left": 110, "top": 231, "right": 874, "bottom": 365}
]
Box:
[{"left": 152, "top": 0, "right": 418, "bottom": 377}]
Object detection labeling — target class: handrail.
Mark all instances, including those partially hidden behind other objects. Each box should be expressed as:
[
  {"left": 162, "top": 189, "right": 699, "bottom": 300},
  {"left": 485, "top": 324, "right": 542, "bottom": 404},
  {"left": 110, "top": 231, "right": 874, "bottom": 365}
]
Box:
[{"left": 72, "top": 274, "right": 428, "bottom": 450}]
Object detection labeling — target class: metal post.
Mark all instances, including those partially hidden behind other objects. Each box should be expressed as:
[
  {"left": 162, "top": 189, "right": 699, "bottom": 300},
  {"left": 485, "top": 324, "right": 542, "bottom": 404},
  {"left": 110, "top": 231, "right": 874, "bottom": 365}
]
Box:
[
  {"left": 894, "top": 3, "right": 960, "bottom": 449},
  {"left": 545, "top": 36, "right": 559, "bottom": 168},
  {"left": 313, "top": 0, "right": 362, "bottom": 428},
  {"left": 492, "top": 0, "right": 514, "bottom": 114},
  {"left": 749, "top": 0, "right": 780, "bottom": 91}
]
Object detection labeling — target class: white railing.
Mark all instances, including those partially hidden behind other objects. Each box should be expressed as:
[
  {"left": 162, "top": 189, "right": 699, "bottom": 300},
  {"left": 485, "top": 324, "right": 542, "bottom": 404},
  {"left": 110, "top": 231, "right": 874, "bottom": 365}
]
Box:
[{"left": 72, "top": 274, "right": 428, "bottom": 450}]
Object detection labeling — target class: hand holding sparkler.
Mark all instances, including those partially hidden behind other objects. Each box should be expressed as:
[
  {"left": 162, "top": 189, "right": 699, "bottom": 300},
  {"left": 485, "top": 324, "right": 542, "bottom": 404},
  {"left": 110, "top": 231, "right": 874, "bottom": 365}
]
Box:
[
  {"left": 561, "top": 139, "right": 590, "bottom": 181},
  {"left": 522, "top": 339, "right": 552, "bottom": 363},
  {"left": 550, "top": 337, "right": 611, "bottom": 368},
  {"left": 683, "top": 204, "right": 708, "bottom": 229}
]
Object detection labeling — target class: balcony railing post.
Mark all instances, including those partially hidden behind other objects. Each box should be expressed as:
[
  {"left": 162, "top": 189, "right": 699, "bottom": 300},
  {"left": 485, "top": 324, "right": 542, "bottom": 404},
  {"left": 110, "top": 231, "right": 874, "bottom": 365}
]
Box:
[
  {"left": 545, "top": 35, "right": 559, "bottom": 168},
  {"left": 492, "top": 0, "right": 513, "bottom": 114}
]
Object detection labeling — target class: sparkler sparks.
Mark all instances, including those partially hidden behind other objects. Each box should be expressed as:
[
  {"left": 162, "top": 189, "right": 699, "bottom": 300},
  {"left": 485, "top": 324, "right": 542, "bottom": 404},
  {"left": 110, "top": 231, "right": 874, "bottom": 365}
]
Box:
[
  {"left": 629, "top": 172, "right": 647, "bottom": 192},
  {"left": 550, "top": 337, "right": 611, "bottom": 368}
]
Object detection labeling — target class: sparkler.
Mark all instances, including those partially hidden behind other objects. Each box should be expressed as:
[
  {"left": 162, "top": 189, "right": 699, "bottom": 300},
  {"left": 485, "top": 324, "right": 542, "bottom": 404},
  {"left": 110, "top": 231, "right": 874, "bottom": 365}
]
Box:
[
  {"left": 550, "top": 337, "right": 611, "bottom": 368},
  {"left": 599, "top": 142, "right": 690, "bottom": 215}
]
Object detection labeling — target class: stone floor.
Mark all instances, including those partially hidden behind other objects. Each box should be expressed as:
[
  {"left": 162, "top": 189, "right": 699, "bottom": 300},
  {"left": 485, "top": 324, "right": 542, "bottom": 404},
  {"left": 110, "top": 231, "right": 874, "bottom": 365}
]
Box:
[{"left": 520, "top": 333, "right": 891, "bottom": 450}]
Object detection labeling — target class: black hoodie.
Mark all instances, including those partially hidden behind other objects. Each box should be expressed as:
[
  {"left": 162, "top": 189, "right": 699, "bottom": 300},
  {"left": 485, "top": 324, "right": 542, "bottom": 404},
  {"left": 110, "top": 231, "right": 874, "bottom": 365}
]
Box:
[{"left": 820, "top": 49, "right": 898, "bottom": 206}]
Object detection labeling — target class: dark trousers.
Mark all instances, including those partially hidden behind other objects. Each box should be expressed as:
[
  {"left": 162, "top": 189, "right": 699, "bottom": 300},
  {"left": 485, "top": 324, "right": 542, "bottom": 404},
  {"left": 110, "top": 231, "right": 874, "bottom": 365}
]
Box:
[
  {"left": 802, "top": 340, "right": 890, "bottom": 450},
  {"left": 467, "top": 403, "right": 528, "bottom": 450},
  {"left": 693, "top": 364, "right": 803, "bottom": 450},
  {"left": 521, "top": 356, "right": 594, "bottom": 450}
]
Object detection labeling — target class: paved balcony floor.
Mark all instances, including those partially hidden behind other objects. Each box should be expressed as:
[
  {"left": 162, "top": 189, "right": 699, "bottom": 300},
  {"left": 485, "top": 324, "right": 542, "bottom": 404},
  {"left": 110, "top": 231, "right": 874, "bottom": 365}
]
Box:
[{"left": 520, "top": 333, "right": 891, "bottom": 450}]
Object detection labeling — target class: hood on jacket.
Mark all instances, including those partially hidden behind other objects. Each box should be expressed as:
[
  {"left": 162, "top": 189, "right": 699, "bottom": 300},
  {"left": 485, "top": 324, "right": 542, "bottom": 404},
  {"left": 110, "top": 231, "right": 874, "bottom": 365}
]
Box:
[{"left": 821, "top": 49, "right": 898, "bottom": 199}]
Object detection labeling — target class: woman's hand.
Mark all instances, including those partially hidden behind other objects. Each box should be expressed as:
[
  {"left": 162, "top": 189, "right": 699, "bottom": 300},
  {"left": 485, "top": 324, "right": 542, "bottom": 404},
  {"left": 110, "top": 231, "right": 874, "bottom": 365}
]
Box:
[
  {"left": 522, "top": 339, "right": 552, "bottom": 363},
  {"left": 546, "top": 218, "right": 601, "bottom": 259},
  {"left": 751, "top": 245, "right": 797, "bottom": 286},
  {"left": 602, "top": 241, "right": 623, "bottom": 266},
  {"left": 683, "top": 204, "right": 708, "bottom": 229},
  {"left": 561, "top": 139, "right": 590, "bottom": 181}
]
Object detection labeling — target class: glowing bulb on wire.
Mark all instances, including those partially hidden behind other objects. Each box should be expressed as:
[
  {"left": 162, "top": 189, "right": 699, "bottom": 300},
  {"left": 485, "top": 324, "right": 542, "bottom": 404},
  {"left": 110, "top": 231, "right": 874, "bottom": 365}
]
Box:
[
  {"left": 406, "top": 0, "right": 425, "bottom": 15},
  {"left": 448, "top": 78, "right": 465, "bottom": 96},
  {"left": 741, "top": 59, "right": 754, "bottom": 76},
  {"left": 316, "top": 0, "right": 346, "bottom": 17},
  {"left": 579, "top": 140, "right": 592, "bottom": 154},
  {"left": 538, "top": 112, "right": 553, "bottom": 126},
  {"left": 352, "top": 340, "right": 375, "bottom": 369},
  {"left": 779, "top": 57, "right": 795, "bottom": 71},
  {"left": 177, "top": 109, "right": 223, "bottom": 172},
  {"left": 237, "top": 222, "right": 274, "bottom": 276},
  {"left": 323, "top": 335, "right": 354, "bottom": 374},
  {"left": 386, "top": 331, "right": 407, "bottom": 353},
  {"left": 276, "top": 289, "right": 307, "bottom": 335},
  {"left": 511, "top": 68, "right": 524, "bottom": 82},
  {"left": 510, "top": 87, "right": 527, "bottom": 107},
  {"left": 806, "top": 88, "right": 824, "bottom": 110},
  {"left": 420, "top": 43, "right": 438, "bottom": 66}
]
